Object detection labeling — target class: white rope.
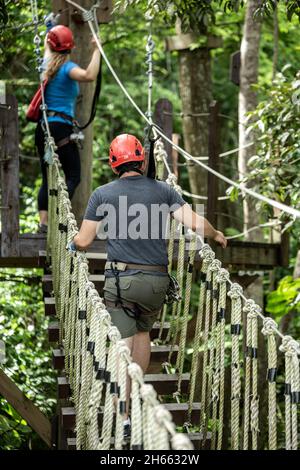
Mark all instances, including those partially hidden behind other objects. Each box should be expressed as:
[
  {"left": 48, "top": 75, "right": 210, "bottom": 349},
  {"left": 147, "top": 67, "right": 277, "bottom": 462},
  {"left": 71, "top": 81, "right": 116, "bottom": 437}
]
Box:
[
  {"left": 180, "top": 142, "right": 254, "bottom": 162},
  {"left": 226, "top": 220, "right": 282, "bottom": 240},
  {"left": 182, "top": 188, "right": 240, "bottom": 201},
  {"left": 219, "top": 142, "right": 254, "bottom": 158},
  {"left": 182, "top": 189, "right": 207, "bottom": 200},
  {"left": 78, "top": 10, "right": 300, "bottom": 220},
  {"left": 66, "top": 0, "right": 86, "bottom": 12}
]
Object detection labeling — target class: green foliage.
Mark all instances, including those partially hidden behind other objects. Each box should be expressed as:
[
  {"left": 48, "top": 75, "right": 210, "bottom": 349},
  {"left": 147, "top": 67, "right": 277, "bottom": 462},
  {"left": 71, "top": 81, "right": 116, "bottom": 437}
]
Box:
[
  {"left": 19, "top": 181, "right": 40, "bottom": 233},
  {"left": 0, "top": 0, "right": 8, "bottom": 25},
  {"left": 0, "top": 269, "right": 55, "bottom": 449},
  {"left": 245, "top": 68, "right": 300, "bottom": 226},
  {"left": 266, "top": 275, "right": 300, "bottom": 320},
  {"left": 115, "top": 0, "right": 300, "bottom": 34}
]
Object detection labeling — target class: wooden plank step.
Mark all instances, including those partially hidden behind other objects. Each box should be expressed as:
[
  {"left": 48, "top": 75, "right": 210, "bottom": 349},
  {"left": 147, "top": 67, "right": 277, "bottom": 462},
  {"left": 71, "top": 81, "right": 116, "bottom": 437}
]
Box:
[
  {"left": 61, "top": 402, "right": 201, "bottom": 430},
  {"left": 48, "top": 322, "right": 59, "bottom": 342},
  {"left": 57, "top": 372, "right": 190, "bottom": 399},
  {"left": 66, "top": 436, "right": 116, "bottom": 450},
  {"left": 45, "top": 297, "right": 56, "bottom": 316},
  {"left": 42, "top": 274, "right": 105, "bottom": 293},
  {"left": 67, "top": 431, "right": 211, "bottom": 450},
  {"left": 53, "top": 349, "right": 65, "bottom": 370},
  {"left": 53, "top": 345, "right": 179, "bottom": 370},
  {"left": 39, "top": 250, "right": 107, "bottom": 271},
  {"left": 67, "top": 437, "right": 77, "bottom": 450},
  {"left": 145, "top": 373, "right": 189, "bottom": 395},
  {"left": 57, "top": 376, "right": 71, "bottom": 399},
  {"left": 48, "top": 318, "right": 170, "bottom": 342}
]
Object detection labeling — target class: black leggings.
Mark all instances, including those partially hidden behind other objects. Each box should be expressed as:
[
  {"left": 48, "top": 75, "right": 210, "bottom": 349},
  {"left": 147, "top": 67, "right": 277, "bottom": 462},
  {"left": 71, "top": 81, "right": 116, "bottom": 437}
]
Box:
[{"left": 35, "top": 121, "right": 81, "bottom": 211}]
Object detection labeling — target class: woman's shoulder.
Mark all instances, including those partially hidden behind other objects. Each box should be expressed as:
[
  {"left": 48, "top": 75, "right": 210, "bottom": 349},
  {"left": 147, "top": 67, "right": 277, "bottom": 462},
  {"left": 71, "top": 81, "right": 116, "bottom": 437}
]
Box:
[{"left": 62, "top": 60, "right": 79, "bottom": 76}]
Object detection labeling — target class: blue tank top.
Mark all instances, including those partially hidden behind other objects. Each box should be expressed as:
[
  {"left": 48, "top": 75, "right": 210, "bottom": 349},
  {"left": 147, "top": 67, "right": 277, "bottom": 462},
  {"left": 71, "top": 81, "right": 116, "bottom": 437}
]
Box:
[{"left": 45, "top": 61, "right": 80, "bottom": 125}]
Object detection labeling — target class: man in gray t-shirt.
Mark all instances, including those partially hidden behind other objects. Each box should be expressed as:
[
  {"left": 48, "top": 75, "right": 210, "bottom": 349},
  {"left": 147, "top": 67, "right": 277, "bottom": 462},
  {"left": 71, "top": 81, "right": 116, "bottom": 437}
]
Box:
[{"left": 72, "top": 134, "right": 226, "bottom": 429}]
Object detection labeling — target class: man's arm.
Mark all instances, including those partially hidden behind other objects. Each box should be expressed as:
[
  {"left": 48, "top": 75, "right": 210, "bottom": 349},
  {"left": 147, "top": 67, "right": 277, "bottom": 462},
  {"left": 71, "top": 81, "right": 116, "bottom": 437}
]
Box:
[
  {"left": 173, "top": 203, "right": 227, "bottom": 248},
  {"left": 73, "top": 220, "right": 99, "bottom": 250}
]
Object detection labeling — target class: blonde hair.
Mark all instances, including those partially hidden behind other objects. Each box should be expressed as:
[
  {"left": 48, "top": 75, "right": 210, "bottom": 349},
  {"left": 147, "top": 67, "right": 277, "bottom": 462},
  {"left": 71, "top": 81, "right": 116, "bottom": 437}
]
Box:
[{"left": 44, "top": 51, "right": 69, "bottom": 80}]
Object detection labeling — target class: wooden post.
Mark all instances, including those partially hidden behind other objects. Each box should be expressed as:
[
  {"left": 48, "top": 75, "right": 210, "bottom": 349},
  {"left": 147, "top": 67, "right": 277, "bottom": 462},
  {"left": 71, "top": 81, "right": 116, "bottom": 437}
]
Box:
[
  {"left": 230, "top": 50, "right": 241, "bottom": 86},
  {"left": 154, "top": 98, "right": 173, "bottom": 178},
  {"left": 0, "top": 95, "right": 20, "bottom": 257},
  {"left": 0, "top": 368, "right": 52, "bottom": 447},
  {"left": 207, "top": 101, "right": 220, "bottom": 229}
]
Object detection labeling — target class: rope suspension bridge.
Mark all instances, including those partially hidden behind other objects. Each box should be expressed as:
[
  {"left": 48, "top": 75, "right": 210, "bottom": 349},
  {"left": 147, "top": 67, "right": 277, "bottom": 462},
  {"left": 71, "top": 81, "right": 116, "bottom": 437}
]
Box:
[{"left": 0, "top": 0, "right": 299, "bottom": 451}]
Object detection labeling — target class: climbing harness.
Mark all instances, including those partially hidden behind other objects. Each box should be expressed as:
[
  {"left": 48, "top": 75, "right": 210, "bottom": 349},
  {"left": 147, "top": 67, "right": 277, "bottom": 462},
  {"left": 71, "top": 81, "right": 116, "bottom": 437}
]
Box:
[
  {"left": 108, "top": 262, "right": 142, "bottom": 320},
  {"left": 106, "top": 261, "right": 167, "bottom": 320}
]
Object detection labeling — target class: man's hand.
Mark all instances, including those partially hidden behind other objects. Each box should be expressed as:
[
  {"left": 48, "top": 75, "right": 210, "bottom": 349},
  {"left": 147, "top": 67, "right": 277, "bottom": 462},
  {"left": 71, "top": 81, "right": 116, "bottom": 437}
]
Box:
[{"left": 214, "top": 230, "right": 227, "bottom": 248}]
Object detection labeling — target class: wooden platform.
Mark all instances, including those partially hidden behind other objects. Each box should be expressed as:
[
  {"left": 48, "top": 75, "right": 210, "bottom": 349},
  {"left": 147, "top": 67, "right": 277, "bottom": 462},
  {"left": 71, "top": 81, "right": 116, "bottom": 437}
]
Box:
[{"left": 0, "top": 233, "right": 287, "bottom": 269}]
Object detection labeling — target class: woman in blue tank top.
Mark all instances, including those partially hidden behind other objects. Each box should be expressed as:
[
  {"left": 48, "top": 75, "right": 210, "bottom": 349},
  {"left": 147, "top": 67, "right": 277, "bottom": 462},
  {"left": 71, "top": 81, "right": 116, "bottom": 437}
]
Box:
[{"left": 35, "top": 25, "right": 101, "bottom": 233}]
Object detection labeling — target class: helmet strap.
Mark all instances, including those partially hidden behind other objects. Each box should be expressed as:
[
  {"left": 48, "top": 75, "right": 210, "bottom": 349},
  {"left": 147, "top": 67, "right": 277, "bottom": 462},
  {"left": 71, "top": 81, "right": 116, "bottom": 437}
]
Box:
[{"left": 118, "top": 167, "right": 144, "bottom": 177}]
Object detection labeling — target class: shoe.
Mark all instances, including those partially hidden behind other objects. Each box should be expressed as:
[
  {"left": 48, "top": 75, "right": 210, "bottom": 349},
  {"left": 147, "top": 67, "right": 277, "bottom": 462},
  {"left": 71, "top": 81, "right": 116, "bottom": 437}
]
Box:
[{"left": 37, "top": 224, "right": 48, "bottom": 234}]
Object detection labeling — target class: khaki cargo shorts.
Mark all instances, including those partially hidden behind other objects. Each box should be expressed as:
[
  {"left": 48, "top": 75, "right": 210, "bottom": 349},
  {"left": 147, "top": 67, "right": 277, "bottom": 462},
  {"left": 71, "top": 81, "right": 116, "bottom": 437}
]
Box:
[{"left": 103, "top": 273, "right": 170, "bottom": 339}]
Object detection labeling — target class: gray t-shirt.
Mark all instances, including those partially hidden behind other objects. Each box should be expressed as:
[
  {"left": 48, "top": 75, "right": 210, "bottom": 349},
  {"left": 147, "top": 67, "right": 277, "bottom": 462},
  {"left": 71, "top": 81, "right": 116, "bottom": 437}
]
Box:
[{"left": 84, "top": 175, "right": 186, "bottom": 270}]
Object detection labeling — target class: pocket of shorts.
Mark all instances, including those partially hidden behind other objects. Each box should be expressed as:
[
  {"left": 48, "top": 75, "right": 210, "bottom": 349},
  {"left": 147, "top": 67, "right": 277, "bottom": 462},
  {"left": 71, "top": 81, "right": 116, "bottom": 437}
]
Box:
[
  {"left": 119, "top": 277, "right": 133, "bottom": 290},
  {"left": 151, "top": 277, "right": 170, "bottom": 294},
  {"left": 105, "top": 276, "right": 132, "bottom": 291}
]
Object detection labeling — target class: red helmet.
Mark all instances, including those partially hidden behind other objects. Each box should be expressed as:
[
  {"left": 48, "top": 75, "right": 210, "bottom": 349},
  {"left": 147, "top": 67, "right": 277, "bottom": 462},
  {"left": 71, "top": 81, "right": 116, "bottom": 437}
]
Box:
[
  {"left": 109, "top": 134, "right": 145, "bottom": 168},
  {"left": 47, "top": 25, "right": 75, "bottom": 52}
]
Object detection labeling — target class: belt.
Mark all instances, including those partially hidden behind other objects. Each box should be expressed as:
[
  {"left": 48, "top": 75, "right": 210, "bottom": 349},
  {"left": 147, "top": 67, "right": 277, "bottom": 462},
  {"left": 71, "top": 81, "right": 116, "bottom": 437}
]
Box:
[
  {"left": 105, "top": 261, "right": 167, "bottom": 274},
  {"left": 47, "top": 110, "right": 74, "bottom": 123},
  {"left": 56, "top": 136, "right": 71, "bottom": 148}
]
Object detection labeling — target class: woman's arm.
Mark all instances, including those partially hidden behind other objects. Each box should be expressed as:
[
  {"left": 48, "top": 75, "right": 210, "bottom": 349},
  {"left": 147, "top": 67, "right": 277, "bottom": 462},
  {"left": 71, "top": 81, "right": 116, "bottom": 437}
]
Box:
[
  {"left": 173, "top": 203, "right": 227, "bottom": 248},
  {"left": 69, "top": 39, "right": 101, "bottom": 83}
]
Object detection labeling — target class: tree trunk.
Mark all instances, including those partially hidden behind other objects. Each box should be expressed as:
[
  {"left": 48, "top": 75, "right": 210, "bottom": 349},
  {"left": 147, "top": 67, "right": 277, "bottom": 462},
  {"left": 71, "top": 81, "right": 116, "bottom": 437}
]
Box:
[
  {"left": 69, "top": 4, "right": 96, "bottom": 223},
  {"left": 178, "top": 47, "right": 212, "bottom": 205},
  {"left": 272, "top": 1, "right": 279, "bottom": 80},
  {"left": 238, "top": 0, "right": 263, "bottom": 241},
  {"left": 293, "top": 249, "right": 300, "bottom": 278}
]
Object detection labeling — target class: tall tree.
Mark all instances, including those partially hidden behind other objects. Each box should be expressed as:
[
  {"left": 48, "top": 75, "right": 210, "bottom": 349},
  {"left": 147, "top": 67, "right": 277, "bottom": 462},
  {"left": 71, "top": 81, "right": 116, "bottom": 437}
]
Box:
[
  {"left": 238, "top": 0, "right": 263, "bottom": 240},
  {"left": 176, "top": 28, "right": 212, "bottom": 201}
]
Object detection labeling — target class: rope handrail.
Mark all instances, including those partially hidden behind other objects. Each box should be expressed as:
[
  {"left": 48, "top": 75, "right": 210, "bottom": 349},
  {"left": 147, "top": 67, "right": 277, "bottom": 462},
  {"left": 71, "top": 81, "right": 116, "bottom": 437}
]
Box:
[
  {"left": 225, "top": 220, "right": 282, "bottom": 240},
  {"left": 149, "top": 38, "right": 300, "bottom": 447},
  {"left": 73, "top": 1, "right": 300, "bottom": 220},
  {"left": 68, "top": 0, "right": 299, "bottom": 347},
  {"left": 30, "top": 0, "right": 193, "bottom": 450},
  {"left": 30, "top": 0, "right": 300, "bottom": 450}
]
